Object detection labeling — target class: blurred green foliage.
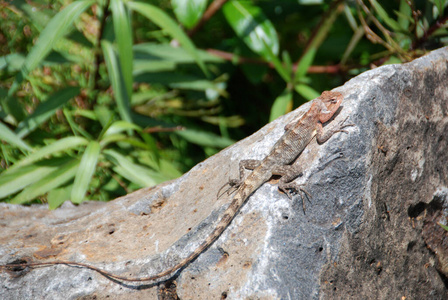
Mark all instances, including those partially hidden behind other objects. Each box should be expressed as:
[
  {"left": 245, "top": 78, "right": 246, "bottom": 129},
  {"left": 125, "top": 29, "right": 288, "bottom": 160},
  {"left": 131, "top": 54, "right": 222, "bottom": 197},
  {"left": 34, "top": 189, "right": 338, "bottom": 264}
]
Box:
[{"left": 0, "top": 0, "right": 447, "bottom": 208}]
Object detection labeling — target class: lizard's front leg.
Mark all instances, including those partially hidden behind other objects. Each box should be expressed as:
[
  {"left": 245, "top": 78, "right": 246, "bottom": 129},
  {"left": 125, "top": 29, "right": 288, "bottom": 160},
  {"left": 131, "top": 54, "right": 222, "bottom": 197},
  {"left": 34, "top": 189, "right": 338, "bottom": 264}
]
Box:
[
  {"left": 317, "top": 116, "right": 353, "bottom": 144},
  {"left": 218, "top": 159, "right": 261, "bottom": 197}
]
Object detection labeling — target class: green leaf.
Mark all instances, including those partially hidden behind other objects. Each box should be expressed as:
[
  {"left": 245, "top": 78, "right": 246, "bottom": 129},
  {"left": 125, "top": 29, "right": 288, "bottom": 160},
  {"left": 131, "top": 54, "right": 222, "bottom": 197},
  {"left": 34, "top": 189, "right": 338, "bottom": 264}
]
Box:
[
  {"left": 370, "top": 0, "right": 401, "bottom": 31},
  {"left": 9, "top": 158, "right": 79, "bottom": 204},
  {"left": 294, "top": 84, "right": 320, "bottom": 100},
  {"left": 71, "top": 141, "right": 101, "bottom": 204},
  {"left": 10, "top": 136, "right": 88, "bottom": 170},
  {"left": 103, "top": 120, "right": 142, "bottom": 136},
  {"left": 0, "top": 122, "right": 32, "bottom": 151},
  {"left": 94, "top": 105, "right": 114, "bottom": 128},
  {"left": 295, "top": 2, "right": 341, "bottom": 80},
  {"left": 172, "top": 0, "right": 208, "bottom": 29},
  {"left": 134, "top": 43, "right": 223, "bottom": 63},
  {"left": 16, "top": 87, "right": 80, "bottom": 138},
  {"left": 137, "top": 149, "right": 182, "bottom": 179},
  {"left": 111, "top": 0, "right": 133, "bottom": 99},
  {"left": 100, "top": 133, "right": 129, "bottom": 147},
  {"left": 133, "top": 59, "right": 176, "bottom": 74},
  {"left": 48, "top": 186, "right": 72, "bottom": 210},
  {"left": 0, "top": 160, "right": 65, "bottom": 199},
  {"left": 103, "top": 149, "right": 166, "bottom": 186},
  {"left": 223, "top": 0, "right": 279, "bottom": 59},
  {"left": 0, "top": 53, "right": 25, "bottom": 72},
  {"left": 14, "top": 0, "right": 53, "bottom": 30},
  {"left": 260, "top": 39, "right": 290, "bottom": 82},
  {"left": 295, "top": 48, "right": 316, "bottom": 80},
  {"left": 133, "top": 43, "right": 223, "bottom": 74},
  {"left": 282, "top": 51, "right": 293, "bottom": 76},
  {"left": 269, "top": 89, "right": 292, "bottom": 122},
  {"left": 176, "top": 129, "right": 234, "bottom": 148},
  {"left": 397, "top": 0, "right": 411, "bottom": 30},
  {"left": 7, "top": 0, "right": 94, "bottom": 99},
  {"left": 101, "top": 40, "right": 133, "bottom": 122},
  {"left": 439, "top": 223, "right": 448, "bottom": 232},
  {"left": 63, "top": 107, "right": 92, "bottom": 139},
  {"left": 127, "top": 1, "right": 209, "bottom": 77},
  {"left": 432, "top": 0, "right": 447, "bottom": 18}
]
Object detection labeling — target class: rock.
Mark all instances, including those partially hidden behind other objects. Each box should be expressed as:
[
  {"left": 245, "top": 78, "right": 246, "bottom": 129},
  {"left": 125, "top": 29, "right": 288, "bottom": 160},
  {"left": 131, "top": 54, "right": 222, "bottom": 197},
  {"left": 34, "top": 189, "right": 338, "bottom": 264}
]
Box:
[{"left": 1, "top": 47, "right": 448, "bottom": 299}]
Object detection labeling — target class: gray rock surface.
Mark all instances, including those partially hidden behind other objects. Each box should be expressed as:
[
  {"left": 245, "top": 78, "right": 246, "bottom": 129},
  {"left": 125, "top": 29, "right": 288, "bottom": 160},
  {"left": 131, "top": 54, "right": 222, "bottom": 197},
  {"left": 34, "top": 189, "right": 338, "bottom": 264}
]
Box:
[{"left": 1, "top": 47, "right": 448, "bottom": 299}]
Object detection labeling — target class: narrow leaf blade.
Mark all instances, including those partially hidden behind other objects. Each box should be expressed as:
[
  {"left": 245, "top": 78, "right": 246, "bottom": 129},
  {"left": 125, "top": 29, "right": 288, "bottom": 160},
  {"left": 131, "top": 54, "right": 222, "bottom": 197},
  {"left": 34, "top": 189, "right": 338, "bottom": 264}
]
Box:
[
  {"left": 48, "top": 186, "right": 72, "bottom": 210},
  {"left": 111, "top": 0, "right": 133, "bottom": 98},
  {"left": 10, "top": 159, "right": 79, "bottom": 204},
  {"left": 371, "top": 0, "right": 401, "bottom": 31},
  {"left": 269, "top": 89, "right": 292, "bottom": 122},
  {"left": 295, "top": 48, "right": 316, "bottom": 80},
  {"left": 127, "top": 1, "right": 209, "bottom": 77},
  {"left": 103, "top": 120, "right": 141, "bottom": 136},
  {"left": 104, "top": 149, "right": 165, "bottom": 186},
  {"left": 171, "top": 0, "right": 208, "bottom": 29},
  {"left": 439, "top": 223, "right": 448, "bottom": 232},
  {"left": 71, "top": 141, "right": 101, "bottom": 203},
  {"left": 8, "top": 0, "right": 94, "bottom": 98},
  {"left": 101, "top": 40, "right": 132, "bottom": 122},
  {"left": 0, "top": 122, "right": 32, "bottom": 151},
  {"left": 294, "top": 84, "right": 320, "bottom": 100},
  {"left": 176, "top": 129, "right": 234, "bottom": 148},
  {"left": 10, "top": 136, "right": 88, "bottom": 170},
  {"left": 16, "top": 87, "right": 80, "bottom": 138},
  {"left": 0, "top": 162, "right": 59, "bottom": 199},
  {"left": 223, "top": 1, "right": 279, "bottom": 59}
]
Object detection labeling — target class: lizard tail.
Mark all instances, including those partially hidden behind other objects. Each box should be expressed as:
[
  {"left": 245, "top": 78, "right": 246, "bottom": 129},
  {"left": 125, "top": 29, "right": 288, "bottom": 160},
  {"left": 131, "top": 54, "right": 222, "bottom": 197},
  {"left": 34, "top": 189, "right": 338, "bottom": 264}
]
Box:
[
  {"left": 107, "top": 185, "right": 250, "bottom": 282},
  {"left": 2, "top": 186, "right": 252, "bottom": 283}
]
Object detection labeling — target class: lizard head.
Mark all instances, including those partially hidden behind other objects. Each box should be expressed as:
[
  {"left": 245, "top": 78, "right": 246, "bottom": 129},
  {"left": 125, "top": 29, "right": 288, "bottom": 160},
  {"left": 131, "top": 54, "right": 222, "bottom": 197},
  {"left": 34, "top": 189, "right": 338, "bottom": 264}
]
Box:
[{"left": 318, "top": 91, "right": 343, "bottom": 123}]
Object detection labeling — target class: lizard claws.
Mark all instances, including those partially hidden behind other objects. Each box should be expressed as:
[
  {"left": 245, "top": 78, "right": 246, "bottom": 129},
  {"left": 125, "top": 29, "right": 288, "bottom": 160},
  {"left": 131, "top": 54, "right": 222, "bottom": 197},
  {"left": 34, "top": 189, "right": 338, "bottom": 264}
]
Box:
[
  {"left": 298, "top": 189, "right": 312, "bottom": 213},
  {"left": 217, "top": 179, "right": 241, "bottom": 199},
  {"left": 279, "top": 184, "right": 312, "bottom": 213},
  {"left": 337, "top": 117, "right": 355, "bottom": 132}
]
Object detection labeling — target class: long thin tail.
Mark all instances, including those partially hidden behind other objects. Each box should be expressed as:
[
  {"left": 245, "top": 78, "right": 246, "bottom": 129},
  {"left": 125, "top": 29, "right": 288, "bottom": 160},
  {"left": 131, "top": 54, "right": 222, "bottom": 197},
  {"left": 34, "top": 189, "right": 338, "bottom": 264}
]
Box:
[{"left": 1, "top": 186, "right": 252, "bottom": 283}]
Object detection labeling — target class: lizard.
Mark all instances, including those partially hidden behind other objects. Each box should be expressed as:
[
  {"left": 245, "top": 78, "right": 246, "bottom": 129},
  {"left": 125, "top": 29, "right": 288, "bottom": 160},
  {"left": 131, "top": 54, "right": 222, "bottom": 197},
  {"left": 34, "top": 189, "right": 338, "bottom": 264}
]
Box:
[{"left": 0, "top": 90, "right": 352, "bottom": 283}]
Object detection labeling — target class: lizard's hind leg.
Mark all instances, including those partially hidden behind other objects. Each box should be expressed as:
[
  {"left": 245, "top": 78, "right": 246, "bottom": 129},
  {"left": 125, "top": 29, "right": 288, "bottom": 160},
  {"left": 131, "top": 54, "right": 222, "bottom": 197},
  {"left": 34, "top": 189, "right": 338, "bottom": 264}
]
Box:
[
  {"left": 275, "top": 164, "right": 312, "bottom": 213},
  {"left": 278, "top": 181, "right": 312, "bottom": 213}
]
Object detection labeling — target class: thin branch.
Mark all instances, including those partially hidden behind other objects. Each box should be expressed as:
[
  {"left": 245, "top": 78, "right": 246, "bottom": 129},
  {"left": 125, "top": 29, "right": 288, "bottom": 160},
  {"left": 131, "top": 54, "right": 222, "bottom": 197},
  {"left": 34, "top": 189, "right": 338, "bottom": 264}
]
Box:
[
  {"left": 356, "top": 0, "right": 394, "bottom": 51},
  {"left": 206, "top": 48, "right": 342, "bottom": 74},
  {"left": 206, "top": 49, "right": 270, "bottom": 66},
  {"left": 188, "top": 0, "right": 229, "bottom": 37},
  {"left": 356, "top": 0, "right": 411, "bottom": 60},
  {"left": 302, "top": 64, "right": 342, "bottom": 74},
  {"left": 143, "top": 126, "right": 185, "bottom": 133},
  {"left": 298, "top": 0, "right": 345, "bottom": 62},
  {"left": 412, "top": 14, "right": 448, "bottom": 50}
]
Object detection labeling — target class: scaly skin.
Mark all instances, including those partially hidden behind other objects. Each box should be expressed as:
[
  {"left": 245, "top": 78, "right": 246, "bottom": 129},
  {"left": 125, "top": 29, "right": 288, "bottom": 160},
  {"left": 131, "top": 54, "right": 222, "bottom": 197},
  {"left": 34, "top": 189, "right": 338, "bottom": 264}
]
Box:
[{"left": 0, "top": 91, "right": 352, "bottom": 283}]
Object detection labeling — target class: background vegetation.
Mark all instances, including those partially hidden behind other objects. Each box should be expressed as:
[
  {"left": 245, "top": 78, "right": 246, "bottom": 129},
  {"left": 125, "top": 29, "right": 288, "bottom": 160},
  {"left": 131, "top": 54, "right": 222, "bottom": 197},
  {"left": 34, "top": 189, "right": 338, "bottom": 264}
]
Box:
[{"left": 0, "top": 0, "right": 447, "bottom": 208}]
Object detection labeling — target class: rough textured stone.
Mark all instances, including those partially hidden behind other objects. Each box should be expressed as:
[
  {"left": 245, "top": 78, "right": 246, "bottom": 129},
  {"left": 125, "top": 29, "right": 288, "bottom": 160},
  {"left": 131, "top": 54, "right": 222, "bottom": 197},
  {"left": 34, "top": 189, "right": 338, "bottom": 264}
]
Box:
[{"left": 1, "top": 47, "right": 448, "bottom": 299}]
